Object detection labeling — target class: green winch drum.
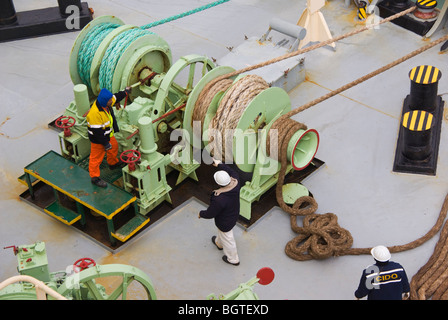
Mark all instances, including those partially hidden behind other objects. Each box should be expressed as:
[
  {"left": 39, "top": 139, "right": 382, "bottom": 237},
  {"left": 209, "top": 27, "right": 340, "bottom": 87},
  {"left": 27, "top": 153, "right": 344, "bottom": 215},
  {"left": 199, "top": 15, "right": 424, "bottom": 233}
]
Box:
[{"left": 69, "top": 16, "right": 172, "bottom": 99}]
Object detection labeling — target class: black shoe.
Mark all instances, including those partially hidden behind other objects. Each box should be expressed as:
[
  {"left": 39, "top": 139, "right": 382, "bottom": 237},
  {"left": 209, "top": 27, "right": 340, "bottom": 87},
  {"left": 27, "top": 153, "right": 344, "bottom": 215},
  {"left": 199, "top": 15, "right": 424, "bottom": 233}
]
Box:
[
  {"left": 222, "top": 255, "right": 239, "bottom": 266},
  {"left": 109, "top": 161, "right": 123, "bottom": 170},
  {"left": 211, "top": 236, "right": 223, "bottom": 250},
  {"left": 91, "top": 177, "right": 107, "bottom": 188}
]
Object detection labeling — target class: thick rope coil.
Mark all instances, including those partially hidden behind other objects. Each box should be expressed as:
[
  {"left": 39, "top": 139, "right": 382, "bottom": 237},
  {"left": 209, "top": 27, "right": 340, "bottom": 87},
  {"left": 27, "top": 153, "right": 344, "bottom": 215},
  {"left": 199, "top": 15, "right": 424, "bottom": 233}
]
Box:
[
  {"left": 193, "top": 77, "right": 234, "bottom": 126},
  {"left": 77, "top": 22, "right": 120, "bottom": 88},
  {"left": 269, "top": 115, "right": 354, "bottom": 260},
  {"left": 209, "top": 75, "right": 269, "bottom": 161},
  {"left": 409, "top": 194, "right": 448, "bottom": 300},
  {"left": 194, "top": 75, "right": 269, "bottom": 161},
  {"left": 98, "top": 28, "right": 153, "bottom": 91},
  {"left": 272, "top": 108, "right": 448, "bottom": 262}
]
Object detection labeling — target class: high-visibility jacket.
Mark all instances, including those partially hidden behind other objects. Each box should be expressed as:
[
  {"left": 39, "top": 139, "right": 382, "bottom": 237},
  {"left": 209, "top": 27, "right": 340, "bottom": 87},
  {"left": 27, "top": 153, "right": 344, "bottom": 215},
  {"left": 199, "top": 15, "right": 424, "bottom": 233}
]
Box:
[{"left": 86, "top": 91, "right": 126, "bottom": 146}]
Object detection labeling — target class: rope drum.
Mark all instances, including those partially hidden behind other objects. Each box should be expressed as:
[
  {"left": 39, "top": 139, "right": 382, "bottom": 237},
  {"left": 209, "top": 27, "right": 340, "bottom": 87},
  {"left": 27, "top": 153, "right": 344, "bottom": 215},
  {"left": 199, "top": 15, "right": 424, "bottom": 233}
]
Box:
[
  {"left": 70, "top": 0, "right": 230, "bottom": 95},
  {"left": 206, "top": 75, "right": 269, "bottom": 161},
  {"left": 77, "top": 22, "right": 120, "bottom": 89}
]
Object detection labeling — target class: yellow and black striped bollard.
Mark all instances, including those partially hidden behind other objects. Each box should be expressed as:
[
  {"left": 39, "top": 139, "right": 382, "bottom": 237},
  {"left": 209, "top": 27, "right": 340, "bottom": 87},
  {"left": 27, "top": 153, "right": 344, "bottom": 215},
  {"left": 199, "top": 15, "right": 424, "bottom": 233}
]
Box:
[{"left": 402, "top": 110, "right": 434, "bottom": 161}]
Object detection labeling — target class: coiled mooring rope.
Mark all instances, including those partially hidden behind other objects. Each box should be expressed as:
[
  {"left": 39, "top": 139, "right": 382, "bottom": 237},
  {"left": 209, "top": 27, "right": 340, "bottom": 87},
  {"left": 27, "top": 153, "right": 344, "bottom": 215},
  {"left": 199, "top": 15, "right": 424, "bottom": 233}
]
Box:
[
  {"left": 272, "top": 31, "right": 448, "bottom": 263},
  {"left": 76, "top": 0, "right": 230, "bottom": 92},
  {"left": 410, "top": 194, "right": 448, "bottom": 299}
]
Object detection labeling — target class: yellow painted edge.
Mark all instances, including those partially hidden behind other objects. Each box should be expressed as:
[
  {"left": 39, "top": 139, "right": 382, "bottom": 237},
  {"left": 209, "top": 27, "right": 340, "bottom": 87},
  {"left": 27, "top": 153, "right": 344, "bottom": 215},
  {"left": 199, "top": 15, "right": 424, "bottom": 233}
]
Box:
[
  {"left": 17, "top": 173, "right": 37, "bottom": 186},
  {"left": 17, "top": 178, "right": 28, "bottom": 186},
  {"left": 409, "top": 67, "right": 417, "bottom": 81},
  {"left": 111, "top": 217, "right": 150, "bottom": 242},
  {"left": 24, "top": 169, "right": 135, "bottom": 219},
  {"left": 402, "top": 112, "right": 410, "bottom": 128},
  {"left": 432, "top": 70, "right": 440, "bottom": 84},
  {"left": 109, "top": 197, "right": 137, "bottom": 219},
  {"left": 43, "top": 208, "right": 81, "bottom": 225}
]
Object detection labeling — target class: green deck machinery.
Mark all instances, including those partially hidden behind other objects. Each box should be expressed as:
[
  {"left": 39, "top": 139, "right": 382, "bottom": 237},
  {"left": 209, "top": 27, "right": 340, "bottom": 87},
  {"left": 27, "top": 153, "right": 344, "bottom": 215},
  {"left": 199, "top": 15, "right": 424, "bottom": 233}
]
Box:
[
  {"left": 0, "top": 242, "right": 157, "bottom": 300},
  {"left": 24, "top": 14, "right": 319, "bottom": 245},
  {"left": 0, "top": 242, "right": 273, "bottom": 300}
]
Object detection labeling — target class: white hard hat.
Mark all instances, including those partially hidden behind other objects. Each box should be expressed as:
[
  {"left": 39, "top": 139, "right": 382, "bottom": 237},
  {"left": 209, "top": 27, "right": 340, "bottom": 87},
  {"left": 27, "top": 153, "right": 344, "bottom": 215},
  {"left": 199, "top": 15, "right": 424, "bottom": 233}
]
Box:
[
  {"left": 214, "top": 170, "right": 231, "bottom": 186},
  {"left": 370, "top": 245, "right": 391, "bottom": 262}
]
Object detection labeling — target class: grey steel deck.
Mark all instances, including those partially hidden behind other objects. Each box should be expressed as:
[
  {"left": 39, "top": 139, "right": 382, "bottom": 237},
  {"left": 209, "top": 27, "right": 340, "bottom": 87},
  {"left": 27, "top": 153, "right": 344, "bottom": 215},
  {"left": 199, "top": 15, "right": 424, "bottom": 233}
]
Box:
[{"left": 1, "top": 0, "right": 448, "bottom": 300}]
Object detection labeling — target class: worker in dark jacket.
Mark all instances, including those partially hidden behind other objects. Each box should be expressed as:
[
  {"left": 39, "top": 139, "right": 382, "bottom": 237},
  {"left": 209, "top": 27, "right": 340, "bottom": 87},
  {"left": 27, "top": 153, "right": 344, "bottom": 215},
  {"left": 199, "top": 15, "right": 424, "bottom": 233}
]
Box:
[
  {"left": 199, "top": 158, "right": 241, "bottom": 265},
  {"left": 355, "top": 245, "right": 410, "bottom": 300},
  {"left": 86, "top": 87, "right": 130, "bottom": 187}
]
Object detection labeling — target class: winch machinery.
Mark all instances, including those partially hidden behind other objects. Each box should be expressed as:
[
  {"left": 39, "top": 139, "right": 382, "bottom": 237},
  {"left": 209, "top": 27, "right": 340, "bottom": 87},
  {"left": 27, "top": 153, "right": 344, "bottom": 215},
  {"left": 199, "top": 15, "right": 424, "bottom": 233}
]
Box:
[{"left": 11, "top": 10, "right": 320, "bottom": 249}]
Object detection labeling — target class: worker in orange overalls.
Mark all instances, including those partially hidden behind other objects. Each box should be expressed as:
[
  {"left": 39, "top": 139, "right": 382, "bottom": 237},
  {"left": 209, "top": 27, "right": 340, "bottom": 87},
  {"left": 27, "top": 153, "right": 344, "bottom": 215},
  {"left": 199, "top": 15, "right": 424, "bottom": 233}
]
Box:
[{"left": 86, "top": 87, "right": 131, "bottom": 188}]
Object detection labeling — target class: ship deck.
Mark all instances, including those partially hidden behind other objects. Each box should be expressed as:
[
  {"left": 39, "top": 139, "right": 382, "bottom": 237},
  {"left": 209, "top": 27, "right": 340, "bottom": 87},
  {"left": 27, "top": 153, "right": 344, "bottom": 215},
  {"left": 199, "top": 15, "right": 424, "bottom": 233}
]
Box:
[{"left": 1, "top": 0, "right": 448, "bottom": 301}]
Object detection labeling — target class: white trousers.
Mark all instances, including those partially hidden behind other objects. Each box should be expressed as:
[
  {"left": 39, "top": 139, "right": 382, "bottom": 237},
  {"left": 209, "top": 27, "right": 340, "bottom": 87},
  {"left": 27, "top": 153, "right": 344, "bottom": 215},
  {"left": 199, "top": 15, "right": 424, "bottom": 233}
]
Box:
[{"left": 215, "top": 229, "right": 239, "bottom": 264}]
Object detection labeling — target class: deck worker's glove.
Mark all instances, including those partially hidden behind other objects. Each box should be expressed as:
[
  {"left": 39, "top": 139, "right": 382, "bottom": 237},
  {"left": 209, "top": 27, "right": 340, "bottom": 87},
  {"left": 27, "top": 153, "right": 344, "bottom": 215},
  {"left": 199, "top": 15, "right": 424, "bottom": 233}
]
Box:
[{"left": 104, "top": 142, "right": 112, "bottom": 151}]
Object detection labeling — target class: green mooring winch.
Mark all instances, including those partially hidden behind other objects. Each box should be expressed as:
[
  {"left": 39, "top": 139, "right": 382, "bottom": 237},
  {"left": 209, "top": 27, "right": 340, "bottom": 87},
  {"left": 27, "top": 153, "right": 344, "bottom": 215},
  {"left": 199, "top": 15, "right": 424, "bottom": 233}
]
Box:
[{"left": 19, "top": 12, "right": 319, "bottom": 246}]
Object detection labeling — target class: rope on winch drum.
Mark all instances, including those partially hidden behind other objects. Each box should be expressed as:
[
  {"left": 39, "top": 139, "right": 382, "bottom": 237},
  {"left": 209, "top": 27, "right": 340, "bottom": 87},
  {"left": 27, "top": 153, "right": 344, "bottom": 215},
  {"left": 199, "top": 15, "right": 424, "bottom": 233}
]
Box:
[{"left": 76, "top": 0, "right": 230, "bottom": 92}]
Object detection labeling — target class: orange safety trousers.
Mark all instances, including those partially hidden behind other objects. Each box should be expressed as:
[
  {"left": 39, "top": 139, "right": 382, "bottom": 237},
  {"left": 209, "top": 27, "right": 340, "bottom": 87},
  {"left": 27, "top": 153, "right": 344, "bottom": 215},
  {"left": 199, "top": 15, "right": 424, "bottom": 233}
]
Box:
[{"left": 89, "top": 136, "right": 119, "bottom": 178}]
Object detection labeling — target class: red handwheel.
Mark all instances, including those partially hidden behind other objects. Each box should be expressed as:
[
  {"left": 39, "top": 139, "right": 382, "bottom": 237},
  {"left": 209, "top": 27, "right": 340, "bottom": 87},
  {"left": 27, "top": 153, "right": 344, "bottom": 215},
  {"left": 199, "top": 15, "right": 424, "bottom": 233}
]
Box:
[
  {"left": 120, "top": 149, "right": 141, "bottom": 171},
  {"left": 256, "top": 267, "right": 275, "bottom": 285},
  {"left": 55, "top": 116, "right": 76, "bottom": 137},
  {"left": 73, "top": 257, "right": 96, "bottom": 272}
]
